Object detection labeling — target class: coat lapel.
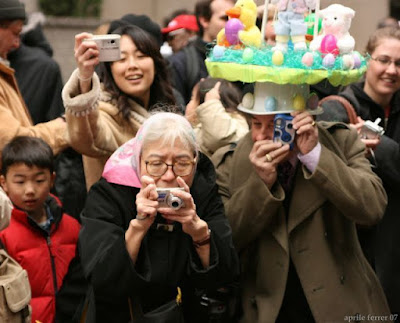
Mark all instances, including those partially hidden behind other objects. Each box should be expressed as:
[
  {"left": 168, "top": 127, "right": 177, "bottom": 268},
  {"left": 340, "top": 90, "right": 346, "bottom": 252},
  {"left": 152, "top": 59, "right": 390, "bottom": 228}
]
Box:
[{"left": 287, "top": 166, "right": 327, "bottom": 233}]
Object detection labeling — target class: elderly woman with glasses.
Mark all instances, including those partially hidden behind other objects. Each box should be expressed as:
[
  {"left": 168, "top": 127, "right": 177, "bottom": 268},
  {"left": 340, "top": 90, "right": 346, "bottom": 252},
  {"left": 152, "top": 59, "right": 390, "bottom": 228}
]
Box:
[
  {"left": 77, "top": 112, "right": 239, "bottom": 323},
  {"left": 318, "top": 26, "right": 400, "bottom": 315}
]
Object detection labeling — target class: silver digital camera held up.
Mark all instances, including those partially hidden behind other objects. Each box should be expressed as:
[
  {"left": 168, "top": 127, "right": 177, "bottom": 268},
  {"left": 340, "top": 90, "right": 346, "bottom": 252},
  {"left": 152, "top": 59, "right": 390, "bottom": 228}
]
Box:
[
  {"left": 360, "top": 118, "right": 385, "bottom": 139},
  {"left": 83, "top": 34, "right": 121, "bottom": 62},
  {"left": 156, "top": 188, "right": 185, "bottom": 210},
  {"left": 273, "top": 114, "right": 295, "bottom": 150}
]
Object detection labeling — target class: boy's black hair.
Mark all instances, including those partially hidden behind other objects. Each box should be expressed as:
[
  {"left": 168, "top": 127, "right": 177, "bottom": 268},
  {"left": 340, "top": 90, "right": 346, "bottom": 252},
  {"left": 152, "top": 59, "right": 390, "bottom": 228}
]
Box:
[{"left": 1, "top": 136, "right": 54, "bottom": 175}]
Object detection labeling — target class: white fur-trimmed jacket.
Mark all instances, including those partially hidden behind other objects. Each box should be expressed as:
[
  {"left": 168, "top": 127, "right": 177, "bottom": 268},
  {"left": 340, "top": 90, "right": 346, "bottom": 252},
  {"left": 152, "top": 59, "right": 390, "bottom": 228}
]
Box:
[{"left": 62, "top": 69, "right": 149, "bottom": 190}]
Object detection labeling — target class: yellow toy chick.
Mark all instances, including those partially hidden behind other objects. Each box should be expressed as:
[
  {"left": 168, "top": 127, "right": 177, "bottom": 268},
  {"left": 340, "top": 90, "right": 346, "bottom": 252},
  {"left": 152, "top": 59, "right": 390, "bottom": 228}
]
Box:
[{"left": 217, "top": 0, "right": 262, "bottom": 48}]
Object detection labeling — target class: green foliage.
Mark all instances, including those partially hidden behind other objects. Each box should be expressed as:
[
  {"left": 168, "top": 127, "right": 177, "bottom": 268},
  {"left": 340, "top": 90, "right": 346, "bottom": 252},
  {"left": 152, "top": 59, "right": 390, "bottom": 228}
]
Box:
[{"left": 39, "top": 0, "right": 102, "bottom": 17}]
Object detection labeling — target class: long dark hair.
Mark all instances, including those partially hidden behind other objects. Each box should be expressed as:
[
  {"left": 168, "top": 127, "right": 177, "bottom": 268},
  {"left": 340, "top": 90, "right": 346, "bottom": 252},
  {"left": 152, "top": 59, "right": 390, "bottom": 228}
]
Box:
[{"left": 99, "top": 25, "right": 175, "bottom": 121}]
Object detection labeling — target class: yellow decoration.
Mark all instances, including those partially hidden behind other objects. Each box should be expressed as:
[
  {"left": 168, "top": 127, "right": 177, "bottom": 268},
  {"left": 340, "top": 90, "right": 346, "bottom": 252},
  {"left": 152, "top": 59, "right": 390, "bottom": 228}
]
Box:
[
  {"left": 205, "top": 60, "right": 366, "bottom": 86},
  {"left": 293, "top": 94, "right": 306, "bottom": 110},
  {"left": 272, "top": 50, "right": 284, "bottom": 66},
  {"left": 217, "top": 0, "right": 261, "bottom": 48}
]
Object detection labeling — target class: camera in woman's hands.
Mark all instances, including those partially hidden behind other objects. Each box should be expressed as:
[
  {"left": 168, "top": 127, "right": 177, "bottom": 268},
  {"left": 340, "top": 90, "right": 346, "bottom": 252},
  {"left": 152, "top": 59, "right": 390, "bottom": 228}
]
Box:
[
  {"left": 156, "top": 188, "right": 185, "bottom": 210},
  {"left": 360, "top": 118, "right": 385, "bottom": 139},
  {"left": 83, "top": 34, "right": 121, "bottom": 62},
  {"left": 273, "top": 114, "right": 295, "bottom": 150}
]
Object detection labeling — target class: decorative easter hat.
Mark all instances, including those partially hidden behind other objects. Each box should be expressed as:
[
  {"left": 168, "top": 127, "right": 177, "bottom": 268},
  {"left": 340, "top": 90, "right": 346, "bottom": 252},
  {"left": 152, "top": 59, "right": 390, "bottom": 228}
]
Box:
[{"left": 206, "top": 0, "right": 367, "bottom": 115}]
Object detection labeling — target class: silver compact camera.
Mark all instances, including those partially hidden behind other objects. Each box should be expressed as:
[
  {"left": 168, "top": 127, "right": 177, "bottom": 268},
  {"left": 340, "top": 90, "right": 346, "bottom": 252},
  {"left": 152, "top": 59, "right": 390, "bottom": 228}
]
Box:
[
  {"left": 83, "top": 34, "right": 121, "bottom": 62},
  {"left": 156, "top": 188, "right": 185, "bottom": 210},
  {"left": 360, "top": 118, "right": 385, "bottom": 139}
]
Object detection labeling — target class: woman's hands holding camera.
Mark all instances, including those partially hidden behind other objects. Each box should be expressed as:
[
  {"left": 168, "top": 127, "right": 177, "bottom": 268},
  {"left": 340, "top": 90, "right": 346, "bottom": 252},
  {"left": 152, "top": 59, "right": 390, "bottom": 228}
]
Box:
[
  {"left": 74, "top": 32, "right": 100, "bottom": 92},
  {"left": 132, "top": 176, "right": 208, "bottom": 242},
  {"left": 158, "top": 177, "right": 209, "bottom": 243}
]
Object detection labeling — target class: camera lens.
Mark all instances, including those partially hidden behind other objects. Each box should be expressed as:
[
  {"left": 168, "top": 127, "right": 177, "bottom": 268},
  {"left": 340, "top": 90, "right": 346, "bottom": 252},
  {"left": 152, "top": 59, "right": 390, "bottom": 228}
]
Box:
[{"left": 110, "top": 40, "right": 115, "bottom": 44}]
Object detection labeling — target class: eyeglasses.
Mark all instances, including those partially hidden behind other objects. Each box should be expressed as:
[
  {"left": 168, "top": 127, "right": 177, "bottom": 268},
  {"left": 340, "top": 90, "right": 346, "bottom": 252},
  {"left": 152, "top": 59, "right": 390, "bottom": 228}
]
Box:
[
  {"left": 145, "top": 160, "right": 196, "bottom": 177},
  {"left": 370, "top": 56, "right": 400, "bottom": 69}
]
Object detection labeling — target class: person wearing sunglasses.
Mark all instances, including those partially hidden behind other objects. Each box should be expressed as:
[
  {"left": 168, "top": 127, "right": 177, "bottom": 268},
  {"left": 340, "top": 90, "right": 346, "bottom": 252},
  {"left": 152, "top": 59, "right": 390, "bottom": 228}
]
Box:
[
  {"left": 318, "top": 26, "right": 400, "bottom": 315},
  {"left": 78, "top": 112, "right": 239, "bottom": 323}
]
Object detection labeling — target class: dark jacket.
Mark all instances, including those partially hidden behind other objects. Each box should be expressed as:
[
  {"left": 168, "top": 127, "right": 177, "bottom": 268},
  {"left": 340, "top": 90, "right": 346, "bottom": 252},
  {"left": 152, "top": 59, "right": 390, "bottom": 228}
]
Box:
[
  {"left": 320, "top": 81, "right": 400, "bottom": 314},
  {"left": 0, "top": 195, "right": 80, "bottom": 323},
  {"left": 78, "top": 153, "right": 239, "bottom": 322},
  {"left": 168, "top": 37, "right": 210, "bottom": 104}
]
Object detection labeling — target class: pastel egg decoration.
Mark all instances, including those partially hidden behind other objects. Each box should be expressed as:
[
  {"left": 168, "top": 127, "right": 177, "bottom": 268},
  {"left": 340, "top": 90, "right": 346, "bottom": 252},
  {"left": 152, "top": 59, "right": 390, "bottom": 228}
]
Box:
[
  {"left": 225, "top": 18, "right": 244, "bottom": 45},
  {"left": 242, "top": 47, "right": 254, "bottom": 63},
  {"left": 320, "top": 34, "right": 339, "bottom": 56},
  {"left": 264, "top": 96, "right": 277, "bottom": 112},
  {"left": 213, "top": 45, "right": 225, "bottom": 59},
  {"left": 272, "top": 50, "right": 284, "bottom": 66},
  {"left": 306, "top": 93, "right": 319, "bottom": 110},
  {"left": 242, "top": 92, "right": 254, "bottom": 110},
  {"left": 322, "top": 53, "right": 336, "bottom": 68},
  {"left": 293, "top": 94, "right": 306, "bottom": 111},
  {"left": 342, "top": 54, "right": 355, "bottom": 70},
  {"left": 301, "top": 52, "right": 314, "bottom": 67},
  {"left": 353, "top": 52, "right": 362, "bottom": 69}
]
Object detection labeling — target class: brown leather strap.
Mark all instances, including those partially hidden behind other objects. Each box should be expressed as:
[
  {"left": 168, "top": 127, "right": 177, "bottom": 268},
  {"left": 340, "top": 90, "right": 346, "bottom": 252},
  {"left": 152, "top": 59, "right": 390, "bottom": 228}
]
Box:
[{"left": 319, "top": 95, "right": 358, "bottom": 124}]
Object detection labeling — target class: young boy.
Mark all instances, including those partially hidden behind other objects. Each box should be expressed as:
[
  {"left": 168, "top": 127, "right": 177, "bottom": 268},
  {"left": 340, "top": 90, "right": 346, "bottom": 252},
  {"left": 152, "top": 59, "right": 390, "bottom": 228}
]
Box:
[{"left": 0, "top": 136, "right": 80, "bottom": 323}]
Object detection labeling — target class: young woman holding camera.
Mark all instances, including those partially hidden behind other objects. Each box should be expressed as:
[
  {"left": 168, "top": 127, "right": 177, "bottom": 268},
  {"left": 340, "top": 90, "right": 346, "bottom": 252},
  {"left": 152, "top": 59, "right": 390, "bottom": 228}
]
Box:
[
  {"left": 318, "top": 26, "right": 400, "bottom": 314},
  {"left": 62, "top": 24, "right": 176, "bottom": 189}
]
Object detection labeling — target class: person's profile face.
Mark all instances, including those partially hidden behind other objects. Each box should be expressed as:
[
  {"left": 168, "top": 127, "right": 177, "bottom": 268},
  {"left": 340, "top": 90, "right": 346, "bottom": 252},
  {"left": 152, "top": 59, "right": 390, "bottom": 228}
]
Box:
[
  {"left": 203, "top": 0, "right": 233, "bottom": 42},
  {"left": 140, "top": 139, "right": 196, "bottom": 188},
  {"left": 111, "top": 35, "right": 155, "bottom": 108},
  {"left": 0, "top": 19, "right": 23, "bottom": 59},
  {"left": 250, "top": 114, "right": 275, "bottom": 142}
]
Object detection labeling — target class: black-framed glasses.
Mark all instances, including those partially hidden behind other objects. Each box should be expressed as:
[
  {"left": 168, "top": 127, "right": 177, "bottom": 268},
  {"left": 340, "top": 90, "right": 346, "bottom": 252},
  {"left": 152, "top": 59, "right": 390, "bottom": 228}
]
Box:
[
  {"left": 370, "top": 55, "right": 400, "bottom": 69},
  {"left": 145, "top": 160, "right": 196, "bottom": 177}
]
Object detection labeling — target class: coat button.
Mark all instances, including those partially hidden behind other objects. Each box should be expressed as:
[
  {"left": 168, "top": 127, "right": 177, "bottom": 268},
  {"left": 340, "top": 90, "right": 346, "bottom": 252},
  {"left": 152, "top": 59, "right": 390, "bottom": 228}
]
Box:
[{"left": 340, "top": 275, "right": 345, "bottom": 284}]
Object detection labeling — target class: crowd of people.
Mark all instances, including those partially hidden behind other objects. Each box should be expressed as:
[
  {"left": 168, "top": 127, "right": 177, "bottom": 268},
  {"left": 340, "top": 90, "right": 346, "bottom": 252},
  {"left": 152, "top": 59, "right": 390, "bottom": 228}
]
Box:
[{"left": 0, "top": 0, "right": 400, "bottom": 322}]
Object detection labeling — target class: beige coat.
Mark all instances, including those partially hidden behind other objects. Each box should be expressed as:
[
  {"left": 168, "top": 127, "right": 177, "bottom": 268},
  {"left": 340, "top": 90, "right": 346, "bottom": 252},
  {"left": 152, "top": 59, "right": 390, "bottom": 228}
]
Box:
[
  {"left": 62, "top": 69, "right": 149, "bottom": 189},
  {"left": 192, "top": 99, "right": 249, "bottom": 157},
  {"left": 0, "top": 63, "right": 67, "bottom": 159},
  {"left": 212, "top": 123, "right": 390, "bottom": 323}
]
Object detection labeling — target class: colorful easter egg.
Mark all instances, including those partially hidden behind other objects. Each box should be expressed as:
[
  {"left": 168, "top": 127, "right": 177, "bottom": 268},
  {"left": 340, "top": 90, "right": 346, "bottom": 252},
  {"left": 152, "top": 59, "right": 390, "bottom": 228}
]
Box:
[
  {"left": 272, "top": 50, "right": 284, "bottom": 66},
  {"left": 242, "top": 92, "right": 254, "bottom": 110},
  {"left": 320, "top": 34, "right": 339, "bottom": 56},
  {"left": 342, "top": 54, "right": 355, "bottom": 70},
  {"left": 293, "top": 94, "right": 306, "bottom": 111},
  {"left": 242, "top": 48, "right": 254, "bottom": 63},
  {"left": 307, "top": 92, "right": 319, "bottom": 110},
  {"left": 264, "top": 96, "right": 277, "bottom": 112},
  {"left": 301, "top": 52, "right": 314, "bottom": 67},
  {"left": 322, "top": 53, "right": 336, "bottom": 68},
  {"left": 212, "top": 45, "right": 225, "bottom": 59},
  {"left": 225, "top": 18, "right": 244, "bottom": 45},
  {"left": 353, "top": 52, "right": 362, "bottom": 69}
]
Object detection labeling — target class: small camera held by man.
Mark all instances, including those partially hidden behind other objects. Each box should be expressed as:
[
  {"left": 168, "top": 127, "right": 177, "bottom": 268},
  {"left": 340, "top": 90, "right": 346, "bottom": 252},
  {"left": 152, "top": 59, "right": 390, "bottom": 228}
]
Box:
[
  {"left": 156, "top": 188, "right": 185, "bottom": 210},
  {"left": 83, "top": 34, "right": 121, "bottom": 62}
]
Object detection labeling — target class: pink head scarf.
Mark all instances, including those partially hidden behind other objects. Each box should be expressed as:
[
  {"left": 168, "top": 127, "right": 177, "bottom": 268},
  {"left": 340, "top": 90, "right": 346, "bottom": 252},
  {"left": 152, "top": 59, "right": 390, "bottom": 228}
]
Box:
[{"left": 102, "top": 112, "right": 197, "bottom": 188}]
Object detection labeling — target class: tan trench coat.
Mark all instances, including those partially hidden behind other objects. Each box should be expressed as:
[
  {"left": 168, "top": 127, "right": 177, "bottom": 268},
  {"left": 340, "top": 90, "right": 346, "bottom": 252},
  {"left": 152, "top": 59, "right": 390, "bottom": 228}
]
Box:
[
  {"left": 62, "top": 69, "right": 149, "bottom": 189},
  {"left": 0, "top": 63, "right": 67, "bottom": 160},
  {"left": 212, "top": 122, "right": 391, "bottom": 323}
]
